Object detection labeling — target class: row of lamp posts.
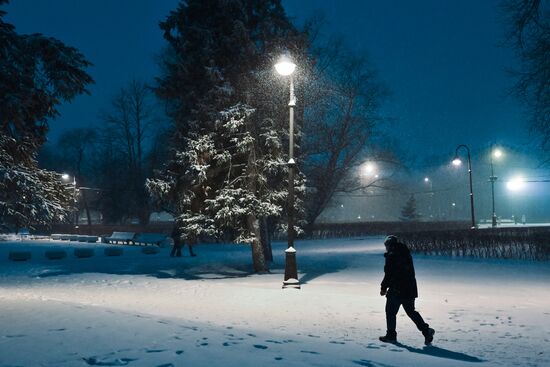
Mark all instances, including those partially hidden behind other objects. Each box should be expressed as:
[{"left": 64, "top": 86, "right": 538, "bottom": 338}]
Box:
[
  {"left": 57, "top": 51, "right": 510, "bottom": 289},
  {"left": 276, "top": 52, "right": 509, "bottom": 288},
  {"left": 452, "top": 144, "right": 504, "bottom": 229}
]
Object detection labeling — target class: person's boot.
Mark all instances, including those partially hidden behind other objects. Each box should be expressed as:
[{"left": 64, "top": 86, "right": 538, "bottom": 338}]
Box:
[
  {"left": 379, "top": 331, "right": 397, "bottom": 343},
  {"left": 423, "top": 327, "right": 435, "bottom": 345}
]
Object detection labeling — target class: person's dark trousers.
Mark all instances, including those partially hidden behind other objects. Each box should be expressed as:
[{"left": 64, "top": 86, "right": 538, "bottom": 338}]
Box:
[
  {"left": 385, "top": 293, "right": 429, "bottom": 334},
  {"left": 170, "top": 243, "right": 182, "bottom": 257}
]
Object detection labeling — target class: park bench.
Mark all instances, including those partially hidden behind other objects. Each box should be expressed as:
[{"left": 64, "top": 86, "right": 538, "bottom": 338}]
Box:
[
  {"left": 133, "top": 233, "right": 169, "bottom": 246},
  {"left": 103, "top": 232, "right": 136, "bottom": 245}
]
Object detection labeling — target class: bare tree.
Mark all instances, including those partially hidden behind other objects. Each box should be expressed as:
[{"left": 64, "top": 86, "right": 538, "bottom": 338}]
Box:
[
  {"left": 503, "top": 0, "right": 550, "bottom": 161},
  {"left": 301, "top": 37, "right": 395, "bottom": 232},
  {"left": 57, "top": 128, "right": 98, "bottom": 178},
  {"left": 100, "top": 79, "right": 158, "bottom": 223}
]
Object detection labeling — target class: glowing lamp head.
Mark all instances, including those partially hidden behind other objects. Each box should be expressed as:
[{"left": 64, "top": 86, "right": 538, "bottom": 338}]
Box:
[
  {"left": 275, "top": 55, "right": 296, "bottom": 76},
  {"left": 493, "top": 148, "right": 503, "bottom": 159},
  {"left": 62, "top": 173, "right": 70, "bottom": 181},
  {"left": 452, "top": 157, "right": 462, "bottom": 166},
  {"left": 363, "top": 162, "right": 376, "bottom": 176},
  {"left": 424, "top": 177, "right": 430, "bottom": 182}
]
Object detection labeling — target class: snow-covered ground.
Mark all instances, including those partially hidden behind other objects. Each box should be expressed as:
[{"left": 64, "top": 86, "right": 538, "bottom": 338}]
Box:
[{"left": 0, "top": 237, "right": 548, "bottom": 367}]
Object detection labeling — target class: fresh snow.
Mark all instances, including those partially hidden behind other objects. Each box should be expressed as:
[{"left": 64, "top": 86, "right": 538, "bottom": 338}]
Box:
[{"left": 0, "top": 237, "right": 548, "bottom": 366}]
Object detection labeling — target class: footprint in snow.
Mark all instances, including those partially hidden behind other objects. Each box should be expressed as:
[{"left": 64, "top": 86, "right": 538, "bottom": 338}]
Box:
[
  {"left": 274, "top": 357, "right": 283, "bottom": 361},
  {"left": 5, "top": 334, "right": 26, "bottom": 338},
  {"left": 353, "top": 360, "right": 376, "bottom": 367},
  {"left": 83, "top": 357, "right": 137, "bottom": 366},
  {"left": 300, "top": 350, "right": 320, "bottom": 355},
  {"left": 48, "top": 328, "right": 66, "bottom": 332},
  {"left": 175, "top": 350, "right": 184, "bottom": 355},
  {"left": 146, "top": 349, "right": 166, "bottom": 353},
  {"left": 253, "top": 345, "right": 268, "bottom": 350},
  {"left": 329, "top": 340, "right": 345, "bottom": 345},
  {"left": 247, "top": 333, "right": 257, "bottom": 337},
  {"left": 266, "top": 339, "right": 283, "bottom": 344},
  {"left": 156, "top": 364, "right": 174, "bottom": 367}
]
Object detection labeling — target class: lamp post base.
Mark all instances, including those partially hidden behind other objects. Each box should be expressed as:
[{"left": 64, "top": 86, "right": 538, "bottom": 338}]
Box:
[
  {"left": 492, "top": 215, "right": 497, "bottom": 228},
  {"left": 282, "top": 247, "right": 300, "bottom": 289}
]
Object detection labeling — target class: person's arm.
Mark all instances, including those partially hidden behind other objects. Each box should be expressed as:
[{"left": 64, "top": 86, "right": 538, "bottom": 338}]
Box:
[{"left": 380, "top": 255, "right": 393, "bottom": 295}]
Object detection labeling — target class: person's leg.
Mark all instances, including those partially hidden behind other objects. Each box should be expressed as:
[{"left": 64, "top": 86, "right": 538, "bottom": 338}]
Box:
[
  {"left": 176, "top": 243, "right": 182, "bottom": 257},
  {"left": 385, "top": 294, "right": 401, "bottom": 336},
  {"left": 170, "top": 244, "right": 176, "bottom": 257},
  {"left": 402, "top": 298, "right": 435, "bottom": 344},
  {"left": 188, "top": 244, "right": 196, "bottom": 257},
  {"left": 402, "top": 298, "right": 429, "bottom": 332}
]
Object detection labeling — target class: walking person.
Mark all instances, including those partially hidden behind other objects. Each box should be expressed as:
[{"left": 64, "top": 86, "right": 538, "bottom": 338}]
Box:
[
  {"left": 379, "top": 235, "right": 435, "bottom": 345},
  {"left": 170, "top": 225, "right": 197, "bottom": 257}
]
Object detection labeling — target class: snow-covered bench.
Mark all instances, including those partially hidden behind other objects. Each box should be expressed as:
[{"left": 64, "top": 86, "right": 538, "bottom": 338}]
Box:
[
  {"left": 133, "top": 233, "right": 168, "bottom": 246},
  {"left": 103, "top": 232, "right": 136, "bottom": 245}
]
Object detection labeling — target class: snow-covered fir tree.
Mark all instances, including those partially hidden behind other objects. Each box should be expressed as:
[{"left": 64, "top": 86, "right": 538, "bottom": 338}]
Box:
[
  {"left": 0, "top": 1, "right": 93, "bottom": 229},
  {"left": 400, "top": 194, "right": 419, "bottom": 222},
  {"left": 148, "top": 0, "right": 309, "bottom": 272}
]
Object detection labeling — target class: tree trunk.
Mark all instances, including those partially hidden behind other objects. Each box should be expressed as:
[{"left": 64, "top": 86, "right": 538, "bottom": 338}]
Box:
[
  {"left": 248, "top": 214, "right": 267, "bottom": 272},
  {"left": 260, "top": 217, "right": 273, "bottom": 262}
]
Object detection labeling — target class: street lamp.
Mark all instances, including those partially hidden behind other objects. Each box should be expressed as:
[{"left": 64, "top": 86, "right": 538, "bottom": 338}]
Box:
[
  {"left": 275, "top": 54, "right": 300, "bottom": 289},
  {"left": 452, "top": 144, "right": 476, "bottom": 229},
  {"left": 489, "top": 146, "right": 503, "bottom": 227}
]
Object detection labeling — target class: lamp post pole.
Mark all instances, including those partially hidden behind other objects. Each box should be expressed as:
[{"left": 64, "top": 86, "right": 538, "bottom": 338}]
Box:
[
  {"left": 489, "top": 153, "right": 497, "bottom": 228},
  {"left": 489, "top": 145, "right": 502, "bottom": 228},
  {"left": 275, "top": 55, "right": 300, "bottom": 289},
  {"left": 453, "top": 144, "right": 476, "bottom": 229}
]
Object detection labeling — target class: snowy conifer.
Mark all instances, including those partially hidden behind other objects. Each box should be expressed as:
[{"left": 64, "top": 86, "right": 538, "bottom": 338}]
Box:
[
  {"left": 0, "top": 2, "right": 92, "bottom": 229},
  {"left": 150, "top": 0, "right": 309, "bottom": 271}
]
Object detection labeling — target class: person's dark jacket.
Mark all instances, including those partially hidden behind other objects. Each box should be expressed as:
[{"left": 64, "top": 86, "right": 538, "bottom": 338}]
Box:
[{"left": 381, "top": 241, "right": 418, "bottom": 298}]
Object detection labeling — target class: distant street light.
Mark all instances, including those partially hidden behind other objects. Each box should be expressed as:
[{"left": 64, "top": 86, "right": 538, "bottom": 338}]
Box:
[
  {"left": 507, "top": 176, "right": 526, "bottom": 191},
  {"left": 275, "top": 54, "right": 299, "bottom": 289},
  {"left": 62, "top": 173, "right": 78, "bottom": 227},
  {"left": 363, "top": 162, "right": 376, "bottom": 176},
  {"left": 452, "top": 144, "right": 476, "bottom": 229},
  {"left": 424, "top": 177, "right": 433, "bottom": 218},
  {"left": 489, "top": 146, "right": 503, "bottom": 227}
]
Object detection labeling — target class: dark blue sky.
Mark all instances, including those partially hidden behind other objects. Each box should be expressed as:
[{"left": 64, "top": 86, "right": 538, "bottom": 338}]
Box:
[{"left": 5, "top": 0, "right": 529, "bottom": 163}]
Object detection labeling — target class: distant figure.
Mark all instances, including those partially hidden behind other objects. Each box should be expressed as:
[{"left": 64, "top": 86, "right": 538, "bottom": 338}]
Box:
[
  {"left": 170, "top": 225, "right": 196, "bottom": 257},
  {"left": 379, "top": 235, "right": 435, "bottom": 345},
  {"left": 513, "top": 215, "right": 517, "bottom": 225},
  {"left": 521, "top": 214, "right": 526, "bottom": 225}
]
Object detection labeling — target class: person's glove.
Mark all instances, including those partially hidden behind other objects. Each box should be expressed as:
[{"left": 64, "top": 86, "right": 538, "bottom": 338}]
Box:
[{"left": 380, "top": 288, "right": 387, "bottom": 296}]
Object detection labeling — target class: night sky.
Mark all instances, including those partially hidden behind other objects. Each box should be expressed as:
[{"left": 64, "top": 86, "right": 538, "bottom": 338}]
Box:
[{"left": 5, "top": 0, "right": 528, "bottom": 165}]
